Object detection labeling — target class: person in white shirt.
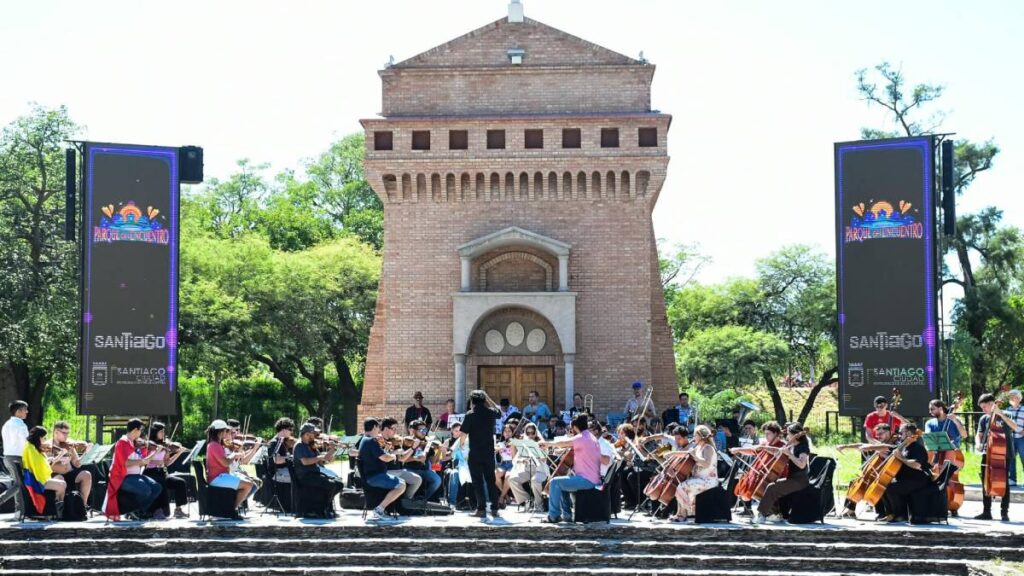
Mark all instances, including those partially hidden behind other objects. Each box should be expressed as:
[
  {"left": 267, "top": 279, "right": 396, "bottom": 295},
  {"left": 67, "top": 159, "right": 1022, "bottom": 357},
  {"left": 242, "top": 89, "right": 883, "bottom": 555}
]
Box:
[
  {"left": 1, "top": 401, "right": 31, "bottom": 515},
  {"left": 590, "top": 421, "right": 616, "bottom": 479},
  {"left": 495, "top": 398, "right": 519, "bottom": 434}
]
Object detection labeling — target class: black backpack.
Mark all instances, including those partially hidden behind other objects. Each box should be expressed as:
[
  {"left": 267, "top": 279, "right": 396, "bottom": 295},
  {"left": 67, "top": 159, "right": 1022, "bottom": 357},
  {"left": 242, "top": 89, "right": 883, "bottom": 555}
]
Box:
[{"left": 61, "top": 490, "right": 87, "bottom": 522}]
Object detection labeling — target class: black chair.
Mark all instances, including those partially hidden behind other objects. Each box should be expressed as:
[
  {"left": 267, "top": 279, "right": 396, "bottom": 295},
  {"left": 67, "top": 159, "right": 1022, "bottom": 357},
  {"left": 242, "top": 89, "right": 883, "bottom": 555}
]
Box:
[
  {"left": 290, "top": 463, "right": 335, "bottom": 519},
  {"left": 695, "top": 484, "right": 732, "bottom": 523},
  {"left": 14, "top": 463, "right": 59, "bottom": 522},
  {"left": 909, "top": 461, "right": 953, "bottom": 525},
  {"left": 192, "top": 460, "right": 238, "bottom": 520},
  {"left": 781, "top": 456, "right": 835, "bottom": 524},
  {"left": 572, "top": 459, "right": 623, "bottom": 524},
  {"left": 354, "top": 457, "right": 396, "bottom": 518}
]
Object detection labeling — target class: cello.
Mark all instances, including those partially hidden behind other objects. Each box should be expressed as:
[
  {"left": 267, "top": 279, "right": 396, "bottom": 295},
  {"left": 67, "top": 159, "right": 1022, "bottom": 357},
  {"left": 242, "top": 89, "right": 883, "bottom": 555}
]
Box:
[
  {"left": 928, "top": 392, "right": 966, "bottom": 512},
  {"left": 862, "top": 427, "right": 922, "bottom": 506},
  {"left": 643, "top": 450, "right": 695, "bottom": 506},
  {"left": 733, "top": 438, "right": 784, "bottom": 502},
  {"left": 847, "top": 388, "right": 904, "bottom": 503},
  {"left": 751, "top": 431, "right": 806, "bottom": 500},
  {"left": 983, "top": 396, "right": 1010, "bottom": 499}
]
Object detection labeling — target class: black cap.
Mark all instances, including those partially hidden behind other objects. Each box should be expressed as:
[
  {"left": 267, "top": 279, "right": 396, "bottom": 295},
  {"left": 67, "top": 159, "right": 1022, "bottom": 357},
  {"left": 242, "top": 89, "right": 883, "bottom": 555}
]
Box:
[{"left": 874, "top": 396, "right": 888, "bottom": 405}]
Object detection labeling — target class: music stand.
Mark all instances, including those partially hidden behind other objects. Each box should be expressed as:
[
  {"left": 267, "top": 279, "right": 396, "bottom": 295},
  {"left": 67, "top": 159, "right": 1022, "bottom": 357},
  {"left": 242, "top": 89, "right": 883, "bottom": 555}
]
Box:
[
  {"left": 78, "top": 444, "right": 113, "bottom": 466},
  {"left": 180, "top": 440, "right": 206, "bottom": 468},
  {"left": 922, "top": 432, "right": 956, "bottom": 452},
  {"left": 510, "top": 438, "right": 547, "bottom": 520}
]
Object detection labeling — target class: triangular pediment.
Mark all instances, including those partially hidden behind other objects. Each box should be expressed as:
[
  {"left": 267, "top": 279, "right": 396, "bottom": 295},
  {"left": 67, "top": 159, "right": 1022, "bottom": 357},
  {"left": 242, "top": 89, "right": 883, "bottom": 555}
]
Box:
[
  {"left": 458, "top": 226, "right": 571, "bottom": 258},
  {"left": 393, "top": 17, "right": 639, "bottom": 69}
]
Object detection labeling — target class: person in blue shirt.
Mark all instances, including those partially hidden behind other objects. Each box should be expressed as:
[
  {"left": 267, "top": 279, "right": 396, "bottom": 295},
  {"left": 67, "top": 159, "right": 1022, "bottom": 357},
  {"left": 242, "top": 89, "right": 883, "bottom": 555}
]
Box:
[
  {"left": 522, "top": 390, "right": 551, "bottom": 425},
  {"left": 924, "top": 398, "right": 967, "bottom": 449}
]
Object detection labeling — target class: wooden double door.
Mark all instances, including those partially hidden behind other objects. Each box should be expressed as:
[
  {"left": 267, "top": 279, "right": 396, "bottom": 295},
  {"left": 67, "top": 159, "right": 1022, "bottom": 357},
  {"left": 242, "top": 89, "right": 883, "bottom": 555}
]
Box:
[{"left": 479, "top": 366, "right": 554, "bottom": 411}]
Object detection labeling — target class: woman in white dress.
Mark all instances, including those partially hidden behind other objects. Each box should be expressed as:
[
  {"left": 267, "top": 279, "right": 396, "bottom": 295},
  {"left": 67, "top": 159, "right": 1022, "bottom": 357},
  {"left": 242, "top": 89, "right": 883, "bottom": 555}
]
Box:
[{"left": 671, "top": 424, "right": 718, "bottom": 522}]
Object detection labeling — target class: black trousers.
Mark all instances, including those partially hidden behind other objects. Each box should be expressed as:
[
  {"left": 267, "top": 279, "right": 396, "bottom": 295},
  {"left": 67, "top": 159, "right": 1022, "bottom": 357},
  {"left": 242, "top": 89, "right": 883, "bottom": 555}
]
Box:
[
  {"left": 622, "top": 467, "right": 652, "bottom": 509},
  {"left": 758, "top": 474, "right": 809, "bottom": 517},
  {"left": 981, "top": 454, "right": 1011, "bottom": 514},
  {"left": 144, "top": 469, "right": 189, "bottom": 515},
  {"left": 468, "top": 459, "right": 499, "bottom": 512},
  {"left": 299, "top": 473, "right": 344, "bottom": 498},
  {"left": 881, "top": 475, "right": 929, "bottom": 519}
]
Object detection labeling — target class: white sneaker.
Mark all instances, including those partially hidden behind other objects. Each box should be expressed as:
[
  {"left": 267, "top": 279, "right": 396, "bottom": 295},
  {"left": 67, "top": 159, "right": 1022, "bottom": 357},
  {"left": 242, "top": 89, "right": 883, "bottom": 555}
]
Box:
[
  {"left": 750, "top": 513, "right": 766, "bottom": 525},
  {"left": 767, "top": 514, "right": 784, "bottom": 523},
  {"left": 371, "top": 507, "right": 393, "bottom": 521}
]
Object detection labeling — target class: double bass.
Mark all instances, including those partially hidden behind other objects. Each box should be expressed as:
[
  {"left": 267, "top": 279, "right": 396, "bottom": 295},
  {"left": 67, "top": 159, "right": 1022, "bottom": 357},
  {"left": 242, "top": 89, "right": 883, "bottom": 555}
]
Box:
[
  {"left": 928, "top": 392, "right": 966, "bottom": 512},
  {"left": 983, "top": 397, "right": 1010, "bottom": 499}
]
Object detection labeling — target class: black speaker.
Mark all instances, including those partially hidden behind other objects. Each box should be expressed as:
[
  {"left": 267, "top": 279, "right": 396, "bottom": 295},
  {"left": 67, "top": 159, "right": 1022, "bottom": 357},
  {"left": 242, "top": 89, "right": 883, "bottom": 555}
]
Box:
[
  {"left": 65, "top": 148, "right": 76, "bottom": 242},
  {"left": 179, "top": 146, "right": 204, "bottom": 184},
  {"left": 941, "top": 140, "right": 955, "bottom": 236}
]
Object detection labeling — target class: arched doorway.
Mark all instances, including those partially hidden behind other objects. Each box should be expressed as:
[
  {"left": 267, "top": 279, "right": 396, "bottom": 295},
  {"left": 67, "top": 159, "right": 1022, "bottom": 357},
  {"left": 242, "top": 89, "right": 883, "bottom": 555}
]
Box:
[{"left": 467, "top": 307, "right": 563, "bottom": 411}]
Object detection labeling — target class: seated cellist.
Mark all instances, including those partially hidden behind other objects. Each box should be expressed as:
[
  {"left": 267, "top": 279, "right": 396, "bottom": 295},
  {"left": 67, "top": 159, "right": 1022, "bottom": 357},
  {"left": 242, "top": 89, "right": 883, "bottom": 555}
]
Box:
[
  {"left": 729, "top": 421, "right": 783, "bottom": 517},
  {"left": 836, "top": 422, "right": 894, "bottom": 519},
  {"left": 879, "top": 422, "right": 931, "bottom": 523},
  {"left": 752, "top": 422, "right": 811, "bottom": 524},
  {"left": 669, "top": 425, "right": 717, "bottom": 523}
]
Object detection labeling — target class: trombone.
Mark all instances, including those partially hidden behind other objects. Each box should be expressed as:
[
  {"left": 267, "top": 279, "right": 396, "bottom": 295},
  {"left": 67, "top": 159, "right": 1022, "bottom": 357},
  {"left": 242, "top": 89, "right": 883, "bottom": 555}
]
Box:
[{"left": 583, "top": 394, "right": 594, "bottom": 416}]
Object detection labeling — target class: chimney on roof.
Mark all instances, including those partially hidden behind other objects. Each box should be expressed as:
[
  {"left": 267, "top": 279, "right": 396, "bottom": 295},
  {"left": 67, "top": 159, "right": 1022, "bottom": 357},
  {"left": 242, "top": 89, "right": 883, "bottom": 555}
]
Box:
[{"left": 508, "top": 0, "right": 524, "bottom": 23}]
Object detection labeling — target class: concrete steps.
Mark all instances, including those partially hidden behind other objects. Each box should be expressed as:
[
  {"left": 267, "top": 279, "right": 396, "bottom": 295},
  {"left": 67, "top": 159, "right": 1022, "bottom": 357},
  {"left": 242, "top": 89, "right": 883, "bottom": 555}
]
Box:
[{"left": 0, "top": 522, "right": 1018, "bottom": 576}]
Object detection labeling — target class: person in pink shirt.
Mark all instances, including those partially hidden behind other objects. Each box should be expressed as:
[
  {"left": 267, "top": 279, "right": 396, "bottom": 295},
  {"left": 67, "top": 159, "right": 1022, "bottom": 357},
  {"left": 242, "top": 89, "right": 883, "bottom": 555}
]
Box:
[{"left": 538, "top": 414, "right": 608, "bottom": 523}]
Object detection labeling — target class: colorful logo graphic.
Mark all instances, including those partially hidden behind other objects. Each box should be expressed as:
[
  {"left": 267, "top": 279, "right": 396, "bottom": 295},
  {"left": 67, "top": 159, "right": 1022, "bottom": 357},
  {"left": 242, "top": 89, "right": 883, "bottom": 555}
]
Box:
[
  {"left": 844, "top": 200, "right": 923, "bottom": 243},
  {"left": 93, "top": 201, "right": 169, "bottom": 245}
]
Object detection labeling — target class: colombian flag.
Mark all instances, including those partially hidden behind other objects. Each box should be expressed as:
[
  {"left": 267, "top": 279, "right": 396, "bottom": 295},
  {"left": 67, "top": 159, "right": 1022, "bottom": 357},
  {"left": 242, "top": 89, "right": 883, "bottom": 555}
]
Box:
[{"left": 21, "top": 443, "right": 52, "bottom": 515}]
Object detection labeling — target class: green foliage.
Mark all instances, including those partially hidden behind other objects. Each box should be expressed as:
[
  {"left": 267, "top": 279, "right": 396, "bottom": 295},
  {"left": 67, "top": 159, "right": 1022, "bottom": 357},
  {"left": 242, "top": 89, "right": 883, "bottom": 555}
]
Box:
[
  {"left": 676, "top": 325, "right": 788, "bottom": 394},
  {"left": 0, "top": 104, "right": 82, "bottom": 422}
]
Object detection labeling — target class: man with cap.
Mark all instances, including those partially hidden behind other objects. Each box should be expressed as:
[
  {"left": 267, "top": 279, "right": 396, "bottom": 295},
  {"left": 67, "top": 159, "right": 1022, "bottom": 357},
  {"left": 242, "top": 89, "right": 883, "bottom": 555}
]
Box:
[
  {"left": 1003, "top": 389, "right": 1023, "bottom": 486},
  {"left": 624, "top": 381, "right": 656, "bottom": 424},
  {"left": 404, "top": 391, "right": 432, "bottom": 432},
  {"left": 292, "top": 422, "right": 343, "bottom": 515},
  {"left": 864, "top": 395, "right": 905, "bottom": 443}
]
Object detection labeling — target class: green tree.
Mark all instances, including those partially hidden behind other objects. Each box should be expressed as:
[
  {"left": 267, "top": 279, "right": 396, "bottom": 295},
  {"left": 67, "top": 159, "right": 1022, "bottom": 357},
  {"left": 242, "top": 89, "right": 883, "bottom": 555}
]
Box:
[
  {"left": 856, "top": 62, "right": 1022, "bottom": 404},
  {"left": 0, "top": 105, "right": 81, "bottom": 424},
  {"left": 305, "top": 134, "right": 383, "bottom": 251}
]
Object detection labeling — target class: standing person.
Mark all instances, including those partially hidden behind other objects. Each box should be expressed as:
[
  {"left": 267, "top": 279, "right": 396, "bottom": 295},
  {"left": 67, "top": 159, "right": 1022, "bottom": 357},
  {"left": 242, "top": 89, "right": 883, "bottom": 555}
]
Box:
[
  {"left": 358, "top": 418, "right": 407, "bottom": 521},
  {"left": 437, "top": 399, "right": 458, "bottom": 431},
  {"left": 624, "top": 381, "right": 656, "bottom": 425},
  {"left": 925, "top": 399, "right": 967, "bottom": 448},
  {"left": 1, "top": 401, "right": 31, "bottom": 515},
  {"left": 539, "top": 415, "right": 606, "bottom": 523},
  {"left": 522, "top": 391, "right": 551, "bottom": 427},
  {"left": 752, "top": 422, "right": 811, "bottom": 524},
  {"left": 664, "top": 393, "right": 693, "bottom": 432},
  {"left": 975, "top": 393, "right": 1019, "bottom": 521},
  {"left": 864, "top": 395, "right": 905, "bottom": 443},
  {"left": 460, "top": 390, "right": 502, "bottom": 518},
  {"left": 105, "top": 418, "right": 162, "bottom": 521},
  {"left": 1004, "top": 390, "right": 1023, "bottom": 487},
  {"left": 879, "top": 423, "right": 932, "bottom": 523},
  {"left": 669, "top": 425, "right": 718, "bottom": 523},
  {"left": 404, "top": 391, "right": 433, "bottom": 432}
]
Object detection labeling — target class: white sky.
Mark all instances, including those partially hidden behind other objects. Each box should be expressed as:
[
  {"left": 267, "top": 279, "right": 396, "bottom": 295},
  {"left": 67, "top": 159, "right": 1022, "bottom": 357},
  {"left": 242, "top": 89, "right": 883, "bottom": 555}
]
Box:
[{"left": 2, "top": 0, "right": 1021, "bottom": 286}]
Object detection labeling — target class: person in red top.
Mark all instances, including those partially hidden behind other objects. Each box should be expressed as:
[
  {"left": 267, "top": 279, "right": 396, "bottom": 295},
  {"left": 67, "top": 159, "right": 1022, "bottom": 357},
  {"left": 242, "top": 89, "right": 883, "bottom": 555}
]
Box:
[
  {"left": 864, "top": 395, "right": 905, "bottom": 443},
  {"left": 104, "top": 418, "right": 161, "bottom": 521}
]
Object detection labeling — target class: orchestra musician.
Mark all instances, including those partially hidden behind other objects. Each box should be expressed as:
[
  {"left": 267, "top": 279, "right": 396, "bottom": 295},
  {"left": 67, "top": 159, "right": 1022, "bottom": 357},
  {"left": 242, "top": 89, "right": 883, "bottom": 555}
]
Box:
[
  {"left": 378, "top": 417, "right": 423, "bottom": 500},
  {"left": 624, "top": 381, "right": 656, "bottom": 425},
  {"left": 494, "top": 422, "right": 516, "bottom": 508},
  {"left": 925, "top": 399, "right": 967, "bottom": 448},
  {"left": 1005, "top": 390, "right": 1023, "bottom": 487},
  {"left": 357, "top": 417, "right": 406, "bottom": 521},
  {"left": 22, "top": 426, "right": 67, "bottom": 513},
  {"left": 402, "top": 419, "right": 443, "bottom": 502},
  {"left": 835, "top": 422, "right": 895, "bottom": 519},
  {"left": 437, "top": 399, "right": 458, "bottom": 431},
  {"left": 976, "top": 393, "right": 1019, "bottom": 521},
  {"left": 539, "top": 415, "right": 606, "bottom": 524},
  {"left": 461, "top": 390, "right": 502, "bottom": 518},
  {"left": 443, "top": 422, "right": 470, "bottom": 509},
  {"left": 143, "top": 421, "right": 189, "bottom": 519},
  {"left": 730, "top": 421, "right": 784, "bottom": 517},
  {"left": 105, "top": 418, "right": 162, "bottom": 521},
  {"left": 48, "top": 420, "right": 93, "bottom": 510},
  {"left": 522, "top": 391, "right": 552, "bottom": 427},
  {"left": 205, "top": 419, "right": 252, "bottom": 520},
  {"left": 292, "top": 422, "right": 343, "bottom": 515},
  {"left": 668, "top": 424, "right": 718, "bottom": 523},
  {"left": 752, "top": 422, "right": 811, "bottom": 524},
  {"left": 507, "top": 422, "right": 548, "bottom": 511},
  {"left": 564, "top": 393, "right": 588, "bottom": 425},
  {"left": 496, "top": 398, "right": 519, "bottom": 434},
  {"left": 267, "top": 417, "right": 296, "bottom": 484},
  {"left": 878, "top": 422, "right": 931, "bottom": 523},
  {"left": 864, "top": 395, "right": 905, "bottom": 443}
]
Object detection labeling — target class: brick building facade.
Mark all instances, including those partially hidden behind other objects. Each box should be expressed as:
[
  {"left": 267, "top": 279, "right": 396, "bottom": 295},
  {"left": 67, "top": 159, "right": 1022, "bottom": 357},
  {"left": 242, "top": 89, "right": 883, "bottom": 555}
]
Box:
[{"left": 359, "top": 2, "right": 677, "bottom": 422}]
